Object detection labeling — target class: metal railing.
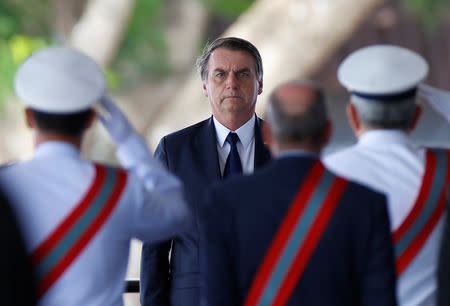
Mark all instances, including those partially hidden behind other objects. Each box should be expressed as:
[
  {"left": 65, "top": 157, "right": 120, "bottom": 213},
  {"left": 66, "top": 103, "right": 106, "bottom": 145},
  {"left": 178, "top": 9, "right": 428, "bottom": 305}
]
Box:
[{"left": 125, "top": 278, "right": 140, "bottom": 293}]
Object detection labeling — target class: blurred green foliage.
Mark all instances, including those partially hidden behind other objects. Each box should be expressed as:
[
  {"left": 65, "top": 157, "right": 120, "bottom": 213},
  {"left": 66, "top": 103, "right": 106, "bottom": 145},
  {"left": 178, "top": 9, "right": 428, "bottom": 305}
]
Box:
[
  {"left": 0, "top": 35, "right": 48, "bottom": 103},
  {"left": 112, "top": 0, "right": 254, "bottom": 85},
  {"left": 0, "top": 1, "right": 52, "bottom": 38},
  {"left": 113, "top": 0, "right": 171, "bottom": 86},
  {"left": 201, "top": 0, "right": 254, "bottom": 19},
  {"left": 402, "top": 0, "right": 449, "bottom": 29},
  {"left": 0, "top": 0, "right": 51, "bottom": 107},
  {"left": 0, "top": 0, "right": 448, "bottom": 105}
]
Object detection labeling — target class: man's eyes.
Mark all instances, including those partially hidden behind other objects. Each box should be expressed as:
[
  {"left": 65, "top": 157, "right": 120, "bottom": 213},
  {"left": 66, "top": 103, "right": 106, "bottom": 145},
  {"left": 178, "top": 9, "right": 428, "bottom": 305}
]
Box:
[{"left": 214, "top": 71, "right": 250, "bottom": 78}]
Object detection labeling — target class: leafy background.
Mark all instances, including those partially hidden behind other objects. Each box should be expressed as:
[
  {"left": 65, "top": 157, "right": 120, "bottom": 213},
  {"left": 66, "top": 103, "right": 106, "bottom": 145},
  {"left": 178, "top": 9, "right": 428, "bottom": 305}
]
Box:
[{"left": 0, "top": 0, "right": 448, "bottom": 106}]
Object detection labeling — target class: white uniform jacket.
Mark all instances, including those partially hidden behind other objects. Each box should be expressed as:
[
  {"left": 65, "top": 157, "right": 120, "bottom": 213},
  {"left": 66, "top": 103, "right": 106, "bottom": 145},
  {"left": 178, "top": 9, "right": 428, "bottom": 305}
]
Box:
[
  {"left": 0, "top": 139, "right": 188, "bottom": 306},
  {"left": 323, "top": 130, "right": 447, "bottom": 306}
]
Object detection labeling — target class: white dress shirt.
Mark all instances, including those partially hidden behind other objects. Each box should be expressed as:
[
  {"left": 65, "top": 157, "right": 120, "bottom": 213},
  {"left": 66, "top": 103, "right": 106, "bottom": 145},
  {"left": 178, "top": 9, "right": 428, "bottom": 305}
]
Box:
[
  {"left": 0, "top": 140, "right": 188, "bottom": 306},
  {"left": 323, "top": 130, "right": 446, "bottom": 306},
  {"left": 213, "top": 115, "right": 256, "bottom": 176}
]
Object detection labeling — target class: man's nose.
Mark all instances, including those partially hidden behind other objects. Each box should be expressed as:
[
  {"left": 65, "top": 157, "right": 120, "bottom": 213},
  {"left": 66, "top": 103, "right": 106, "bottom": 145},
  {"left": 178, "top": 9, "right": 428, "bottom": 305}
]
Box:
[{"left": 226, "top": 74, "right": 238, "bottom": 89}]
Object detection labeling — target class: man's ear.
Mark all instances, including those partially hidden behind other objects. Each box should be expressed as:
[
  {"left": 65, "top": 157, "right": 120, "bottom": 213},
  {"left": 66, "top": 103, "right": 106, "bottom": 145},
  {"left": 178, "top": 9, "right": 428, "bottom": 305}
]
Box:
[
  {"left": 262, "top": 121, "right": 273, "bottom": 147},
  {"left": 257, "top": 80, "right": 263, "bottom": 95},
  {"left": 321, "top": 120, "right": 333, "bottom": 147},
  {"left": 346, "top": 103, "right": 362, "bottom": 136},
  {"left": 85, "top": 110, "right": 96, "bottom": 130},
  {"left": 202, "top": 82, "right": 209, "bottom": 98},
  {"left": 410, "top": 105, "right": 422, "bottom": 132},
  {"left": 25, "top": 108, "right": 35, "bottom": 128}
]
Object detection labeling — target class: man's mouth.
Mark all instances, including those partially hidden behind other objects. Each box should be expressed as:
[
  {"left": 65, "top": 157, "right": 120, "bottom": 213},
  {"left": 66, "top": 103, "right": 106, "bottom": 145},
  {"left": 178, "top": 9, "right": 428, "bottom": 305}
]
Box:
[{"left": 223, "top": 95, "right": 242, "bottom": 100}]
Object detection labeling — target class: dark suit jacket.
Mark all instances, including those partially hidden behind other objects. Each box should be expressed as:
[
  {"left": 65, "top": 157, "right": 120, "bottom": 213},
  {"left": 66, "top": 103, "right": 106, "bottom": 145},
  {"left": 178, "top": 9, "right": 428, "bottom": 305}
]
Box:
[
  {"left": 199, "top": 156, "right": 397, "bottom": 306},
  {"left": 140, "top": 116, "right": 271, "bottom": 306},
  {"left": 0, "top": 190, "right": 37, "bottom": 306}
]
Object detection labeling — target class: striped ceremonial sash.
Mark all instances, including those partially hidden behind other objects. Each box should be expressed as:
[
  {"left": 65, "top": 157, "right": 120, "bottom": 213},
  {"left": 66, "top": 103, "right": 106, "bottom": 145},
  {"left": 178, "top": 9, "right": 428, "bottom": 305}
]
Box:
[
  {"left": 244, "top": 161, "right": 348, "bottom": 306},
  {"left": 393, "top": 149, "right": 450, "bottom": 275},
  {"left": 31, "top": 164, "right": 128, "bottom": 298}
]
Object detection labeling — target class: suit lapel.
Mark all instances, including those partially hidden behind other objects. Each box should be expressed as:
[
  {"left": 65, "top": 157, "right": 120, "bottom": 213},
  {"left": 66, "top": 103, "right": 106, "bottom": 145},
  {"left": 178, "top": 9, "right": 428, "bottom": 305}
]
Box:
[
  {"left": 254, "top": 116, "right": 272, "bottom": 170},
  {"left": 195, "top": 117, "right": 222, "bottom": 181}
]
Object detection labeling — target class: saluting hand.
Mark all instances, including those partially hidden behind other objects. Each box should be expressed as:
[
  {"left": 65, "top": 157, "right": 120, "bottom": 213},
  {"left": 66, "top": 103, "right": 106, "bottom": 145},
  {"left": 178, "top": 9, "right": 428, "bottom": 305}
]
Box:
[
  {"left": 418, "top": 84, "right": 450, "bottom": 123},
  {"left": 98, "top": 95, "right": 135, "bottom": 144}
]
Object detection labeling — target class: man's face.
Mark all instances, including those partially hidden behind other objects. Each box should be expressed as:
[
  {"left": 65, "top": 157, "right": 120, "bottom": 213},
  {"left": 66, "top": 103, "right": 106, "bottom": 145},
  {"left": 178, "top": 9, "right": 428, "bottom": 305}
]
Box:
[{"left": 202, "top": 48, "right": 263, "bottom": 126}]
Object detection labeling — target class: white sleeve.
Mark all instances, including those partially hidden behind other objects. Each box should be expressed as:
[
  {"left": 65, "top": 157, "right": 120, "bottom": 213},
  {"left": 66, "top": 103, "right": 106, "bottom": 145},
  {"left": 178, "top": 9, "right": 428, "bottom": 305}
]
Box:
[
  {"left": 116, "top": 133, "right": 189, "bottom": 242},
  {"left": 131, "top": 175, "right": 190, "bottom": 242},
  {"left": 116, "top": 133, "right": 179, "bottom": 192}
]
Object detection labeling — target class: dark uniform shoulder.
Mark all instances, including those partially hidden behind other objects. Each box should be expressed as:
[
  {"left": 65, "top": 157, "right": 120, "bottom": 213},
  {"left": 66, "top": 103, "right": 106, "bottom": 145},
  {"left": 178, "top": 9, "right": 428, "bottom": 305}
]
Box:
[
  {"left": 325, "top": 168, "right": 387, "bottom": 204},
  {"left": 163, "top": 117, "right": 212, "bottom": 141}
]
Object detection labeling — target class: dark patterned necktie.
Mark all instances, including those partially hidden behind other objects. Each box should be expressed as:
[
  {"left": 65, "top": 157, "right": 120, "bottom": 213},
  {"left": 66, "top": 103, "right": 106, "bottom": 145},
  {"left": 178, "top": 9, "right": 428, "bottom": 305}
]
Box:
[{"left": 223, "top": 132, "right": 243, "bottom": 178}]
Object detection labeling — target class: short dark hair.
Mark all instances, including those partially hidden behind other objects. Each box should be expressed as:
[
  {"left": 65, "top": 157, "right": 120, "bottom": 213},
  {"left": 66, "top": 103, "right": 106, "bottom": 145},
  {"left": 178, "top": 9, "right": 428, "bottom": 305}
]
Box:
[
  {"left": 265, "top": 81, "right": 328, "bottom": 146},
  {"left": 196, "top": 37, "right": 263, "bottom": 82},
  {"left": 350, "top": 96, "right": 417, "bottom": 130},
  {"left": 30, "top": 109, "right": 93, "bottom": 137}
]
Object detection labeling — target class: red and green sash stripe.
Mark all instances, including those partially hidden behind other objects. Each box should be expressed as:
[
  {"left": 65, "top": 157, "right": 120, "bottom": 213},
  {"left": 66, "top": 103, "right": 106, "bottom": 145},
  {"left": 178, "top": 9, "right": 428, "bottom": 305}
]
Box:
[
  {"left": 244, "top": 161, "right": 348, "bottom": 306},
  {"left": 393, "top": 149, "right": 450, "bottom": 275},
  {"left": 31, "top": 164, "right": 127, "bottom": 298}
]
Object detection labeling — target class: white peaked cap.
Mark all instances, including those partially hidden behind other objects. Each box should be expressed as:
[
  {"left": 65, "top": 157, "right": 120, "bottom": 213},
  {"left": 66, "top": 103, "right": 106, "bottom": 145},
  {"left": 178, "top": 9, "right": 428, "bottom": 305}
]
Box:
[
  {"left": 14, "top": 47, "right": 105, "bottom": 113},
  {"left": 338, "top": 45, "right": 429, "bottom": 96}
]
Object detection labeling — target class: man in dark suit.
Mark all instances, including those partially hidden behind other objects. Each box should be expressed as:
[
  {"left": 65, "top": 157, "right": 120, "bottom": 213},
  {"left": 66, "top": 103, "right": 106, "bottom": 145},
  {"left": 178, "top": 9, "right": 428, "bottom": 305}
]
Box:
[
  {"left": 0, "top": 188, "right": 36, "bottom": 306},
  {"left": 199, "top": 80, "right": 397, "bottom": 306},
  {"left": 140, "top": 37, "right": 271, "bottom": 306}
]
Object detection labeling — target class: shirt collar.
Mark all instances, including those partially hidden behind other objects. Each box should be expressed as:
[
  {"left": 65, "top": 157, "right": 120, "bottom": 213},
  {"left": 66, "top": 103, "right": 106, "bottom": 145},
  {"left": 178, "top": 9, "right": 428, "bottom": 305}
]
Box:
[
  {"left": 213, "top": 115, "right": 255, "bottom": 149},
  {"left": 359, "top": 129, "right": 412, "bottom": 147},
  {"left": 34, "top": 141, "right": 80, "bottom": 159}
]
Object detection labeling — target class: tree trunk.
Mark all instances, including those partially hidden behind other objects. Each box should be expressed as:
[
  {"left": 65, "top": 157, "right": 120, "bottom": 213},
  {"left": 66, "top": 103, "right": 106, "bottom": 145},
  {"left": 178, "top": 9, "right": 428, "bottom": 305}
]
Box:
[
  {"left": 69, "top": 0, "right": 137, "bottom": 66},
  {"left": 52, "top": 0, "right": 87, "bottom": 43},
  {"left": 80, "top": 0, "right": 209, "bottom": 162}
]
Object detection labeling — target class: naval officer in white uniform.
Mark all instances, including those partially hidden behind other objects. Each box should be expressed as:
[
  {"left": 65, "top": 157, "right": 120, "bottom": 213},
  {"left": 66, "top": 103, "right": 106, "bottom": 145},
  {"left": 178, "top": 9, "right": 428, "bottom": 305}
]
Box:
[
  {"left": 323, "top": 45, "right": 450, "bottom": 306},
  {"left": 0, "top": 47, "right": 189, "bottom": 306}
]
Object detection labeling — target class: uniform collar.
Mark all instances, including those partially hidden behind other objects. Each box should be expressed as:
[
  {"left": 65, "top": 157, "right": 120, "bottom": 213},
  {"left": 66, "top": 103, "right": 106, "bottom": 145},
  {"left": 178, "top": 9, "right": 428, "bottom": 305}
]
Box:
[
  {"left": 213, "top": 114, "right": 255, "bottom": 149},
  {"left": 359, "top": 129, "right": 412, "bottom": 147},
  {"left": 34, "top": 141, "right": 80, "bottom": 159}
]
